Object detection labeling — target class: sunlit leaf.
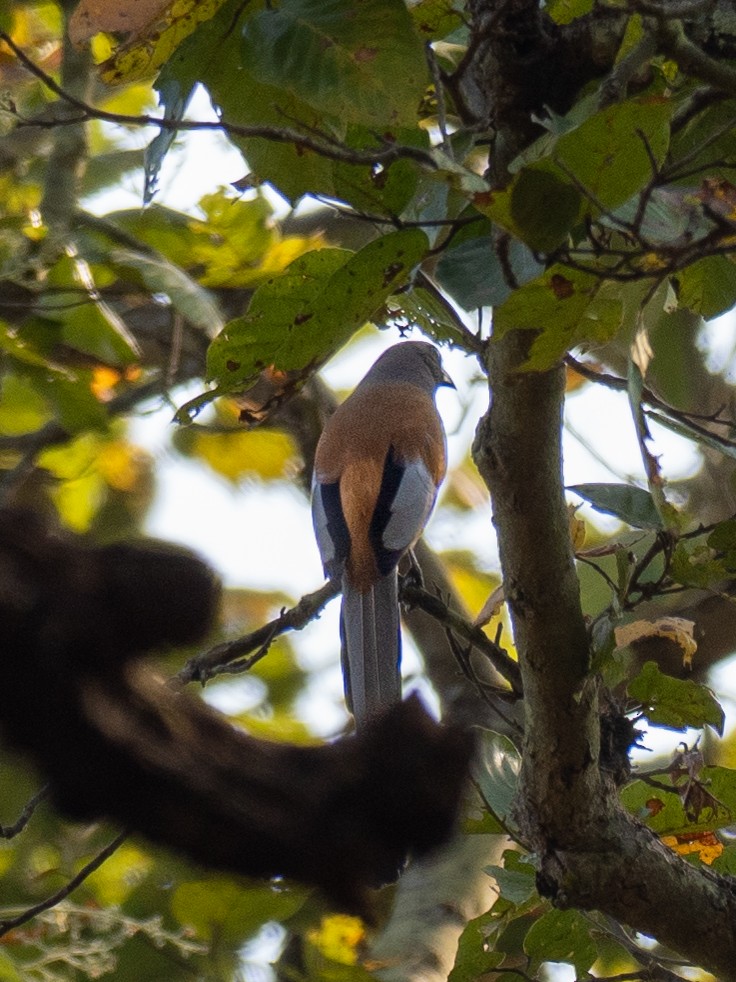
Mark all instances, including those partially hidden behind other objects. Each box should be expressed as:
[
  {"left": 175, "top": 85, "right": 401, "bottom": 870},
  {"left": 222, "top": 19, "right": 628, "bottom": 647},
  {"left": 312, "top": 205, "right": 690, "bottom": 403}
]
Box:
[
  {"left": 569, "top": 482, "right": 663, "bottom": 530},
  {"left": 207, "top": 229, "right": 428, "bottom": 390},
  {"left": 100, "top": 0, "right": 231, "bottom": 84},
  {"left": 494, "top": 266, "right": 623, "bottom": 370},
  {"left": 628, "top": 661, "right": 724, "bottom": 734}
]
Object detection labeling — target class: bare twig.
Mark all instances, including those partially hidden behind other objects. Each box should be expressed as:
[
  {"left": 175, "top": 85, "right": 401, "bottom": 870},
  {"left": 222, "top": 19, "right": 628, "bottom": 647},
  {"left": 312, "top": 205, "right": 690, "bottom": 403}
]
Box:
[
  {"left": 0, "top": 32, "right": 437, "bottom": 172},
  {"left": 0, "top": 785, "right": 50, "bottom": 839},
  {"left": 175, "top": 578, "right": 341, "bottom": 685},
  {"left": 566, "top": 355, "right": 736, "bottom": 451},
  {"left": 0, "top": 829, "right": 128, "bottom": 939},
  {"left": 400, "top": 580, "right": 523, "bottom": 695}
]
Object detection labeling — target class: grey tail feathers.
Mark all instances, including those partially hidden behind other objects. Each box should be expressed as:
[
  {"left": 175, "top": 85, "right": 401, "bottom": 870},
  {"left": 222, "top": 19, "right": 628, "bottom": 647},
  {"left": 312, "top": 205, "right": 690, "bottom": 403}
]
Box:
[{"left": 340, "top": 571, "right": 401, "bottom": 729}]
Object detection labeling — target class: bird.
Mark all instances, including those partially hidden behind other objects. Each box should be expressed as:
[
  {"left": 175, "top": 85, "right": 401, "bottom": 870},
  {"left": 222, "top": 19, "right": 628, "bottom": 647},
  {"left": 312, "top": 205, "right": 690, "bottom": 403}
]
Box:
[{"left": 311, "top": 340, "right": 454, "bottom": 729}]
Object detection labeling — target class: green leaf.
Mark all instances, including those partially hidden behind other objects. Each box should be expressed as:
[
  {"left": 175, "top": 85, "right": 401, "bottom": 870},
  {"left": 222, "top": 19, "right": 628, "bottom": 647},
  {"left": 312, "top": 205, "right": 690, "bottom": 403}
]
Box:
[
  {"left": 449, "top": 911, "right": 504, "bottom": 982},
  {"left": 546, "top": 0, "right": 594, "bottom": 24},
  {"left": 670, "top": 541, "right": 728, "bottom": 589},
  {"left": 0, "top": 372, "right": 51, "bottom": 435},
  {"left": 523, "top": 909, "right": 598, "bottom": 975},
  {"left": 171, "top": 878, "right": 306, "bottom": 942},
  {"left": 241, "top": 0, "right": 428, "bottom": 128},
  {"left": 708, "top": 519, "right": 736, "bottom": 570},
  {"left": 569, "top": 482, "right": 664, "bottom": 530},
  {"left": 331, "top": 125, "right": 427, "bottom": 217},
  {"left": 628, "top": 661, "right": 725, "bottom": 734},
  {"left": 409, "top": 0, "right": 465, "bottom": 41},
  {"left": 492, "top": 265, "right": 623, "bottom": 370},
  {"left": 712, "top": 843, "right": 736, "bottom": 875},
  {"left": 473, "top": 729, "right": 521, "bottom": 829},
  {"left": 207, "top": 230, "right": 428, "bottom": 389},
  {"left": 41, "top": 255, "right": 141, "bottom": 367},
  {"left": 436, "top": 234, "right": 544, "bottom": 310},
  {"left": 110, "top": 248, "right": 224, "bottom": 336},
  {"left": 510, "top": 168, "right": 582, "bottom": 252},
  {"left": 160, "top": 0, "right": 336, "bottom": 203},
  {"left": 675, "top": 255, "right": 736, "bottom": 319},
  {"left": 552, "top": 96, "right": 671, "bottom": 212},
  {"left": 485, "top": 851, "right": 538, "bottom": 905},
  {"left": 385, "top": 285, "right": 471, "bottom": 347},
  {"left": 488, "top": 96, "right": 672, "bottom": 251},
  {"left": 0, "top": 951, "right": 23, "bottom": 982},
  {"left": 621, "top": 765, "right": 736, "bottom": 836}
]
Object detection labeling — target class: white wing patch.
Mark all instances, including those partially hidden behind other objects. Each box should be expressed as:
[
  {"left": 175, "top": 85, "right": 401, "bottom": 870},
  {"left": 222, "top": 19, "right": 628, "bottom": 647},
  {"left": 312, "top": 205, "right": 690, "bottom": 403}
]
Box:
[
  {"left": 382, "top": 459, "right": 437, "bottom": 553},
  {"left": 311, "top": 479, "right": 337, "bottom": 572}
]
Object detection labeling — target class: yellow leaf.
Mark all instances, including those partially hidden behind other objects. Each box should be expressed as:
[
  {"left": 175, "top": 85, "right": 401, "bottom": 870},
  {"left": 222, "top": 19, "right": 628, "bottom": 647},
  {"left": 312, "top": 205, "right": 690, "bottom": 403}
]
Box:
[
  {"left": 96, "top": 439, "right": 149, "bottom": 491},
  {"left": 99, "top": 0, "right": 230, "bottom": 84},
  {"left": 192, "top": 429, "right": 299, "bottom": 483},
  {"left": 307, "top": 914, "right": 366, "bottom": 966},
  {"left": 661, "top": 831, "right": 723, "bottom": 865},
  {"left": 567, "top": 502, "right": 586, "bottom": 552}
]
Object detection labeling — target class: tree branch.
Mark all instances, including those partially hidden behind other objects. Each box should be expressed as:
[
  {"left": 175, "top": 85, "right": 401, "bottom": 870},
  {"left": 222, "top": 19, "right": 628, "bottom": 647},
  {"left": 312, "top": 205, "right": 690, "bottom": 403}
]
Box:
[
  {"left": 176, "top": 578, "right": 341, "bottom": 685},
  {"left": 472, "top": 331, "right": 736, "bottom": 979},
  {"left": 0, "top": 830, "right": 128, "bottom": 939},
  {"left": 0, "top": 785, "right": 49, "bottom": 839},
  {"left": 0, "top": 32, "right": 437, "bottom": 172}
]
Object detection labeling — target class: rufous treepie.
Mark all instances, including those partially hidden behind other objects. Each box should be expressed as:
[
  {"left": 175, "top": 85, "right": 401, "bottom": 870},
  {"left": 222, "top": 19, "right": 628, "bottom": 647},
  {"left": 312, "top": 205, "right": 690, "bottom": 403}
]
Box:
[{"left": 311, "top": 341, "right": 454, "bottom": 729}]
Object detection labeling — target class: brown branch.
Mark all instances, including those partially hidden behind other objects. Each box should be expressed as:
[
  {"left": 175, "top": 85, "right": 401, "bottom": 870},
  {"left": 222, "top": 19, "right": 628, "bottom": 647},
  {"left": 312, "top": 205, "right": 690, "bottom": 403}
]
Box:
[
  {"left": 176, "top": 578, "right": 341, "bottom": 685},
  {"left": 0, "top": 829, "right": 128, "bottom": 939},
  {"left": 0, "top": 32, "right": 437, "bottom": 172},
  {"left": 656, "top": 17, "right": 736, "bottom": 93},
  {"left": 473, "top": 322, "right": 736, "bottom": 980},
  {"left": 400, "top": 580, "right": 523, "bottom": 696},
  {"left": 0, "top": 785, "right": 50, "bottom": 839}
]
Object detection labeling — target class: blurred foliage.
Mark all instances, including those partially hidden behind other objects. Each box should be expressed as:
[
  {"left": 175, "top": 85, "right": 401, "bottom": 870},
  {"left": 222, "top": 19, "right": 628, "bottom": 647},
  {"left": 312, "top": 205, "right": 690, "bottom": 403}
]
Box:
[{"left": 1, "top": 0, "right": 736, "bottom": 979}]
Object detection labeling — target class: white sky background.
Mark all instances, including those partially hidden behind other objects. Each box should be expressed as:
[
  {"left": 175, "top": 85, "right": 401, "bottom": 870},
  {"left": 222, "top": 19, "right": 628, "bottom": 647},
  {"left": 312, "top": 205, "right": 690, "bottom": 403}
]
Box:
[{"left": 90, "top": 86, "right": 736, "bottom": 744}]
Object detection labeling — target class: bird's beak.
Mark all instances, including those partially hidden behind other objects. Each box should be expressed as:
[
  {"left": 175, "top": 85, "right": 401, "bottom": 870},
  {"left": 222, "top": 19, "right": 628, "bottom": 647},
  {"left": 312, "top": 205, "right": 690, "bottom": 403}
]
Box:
[{"left": 440, "top": 367, "right": 455, "bottom": 389}]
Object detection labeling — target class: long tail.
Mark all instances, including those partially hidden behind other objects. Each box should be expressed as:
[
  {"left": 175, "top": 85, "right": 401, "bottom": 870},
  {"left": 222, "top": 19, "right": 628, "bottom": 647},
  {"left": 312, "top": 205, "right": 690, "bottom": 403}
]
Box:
[{"left": 340, "top": 571, "right": 401, "bottom": 729}]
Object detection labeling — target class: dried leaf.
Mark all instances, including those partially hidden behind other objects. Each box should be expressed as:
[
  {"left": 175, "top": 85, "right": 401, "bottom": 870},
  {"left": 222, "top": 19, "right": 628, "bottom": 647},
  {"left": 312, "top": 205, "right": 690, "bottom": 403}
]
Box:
[
  {"left": 473, "top": 584, "right": 506, "bottom": 628},
  {"left": 661, "top": 831, "right": 723, "bottom": 865},
  {"left": 567, "top": 502, "right": 586, "bottom": 552},
  {"left": 615, "top": 616, "right": 697, "bottom": 667},
  {"left": 630, "top": 325, "right": 653, "bottom": 377},
  {"left": 69, "top": 0, "right": 172, "bottom": 45}
]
